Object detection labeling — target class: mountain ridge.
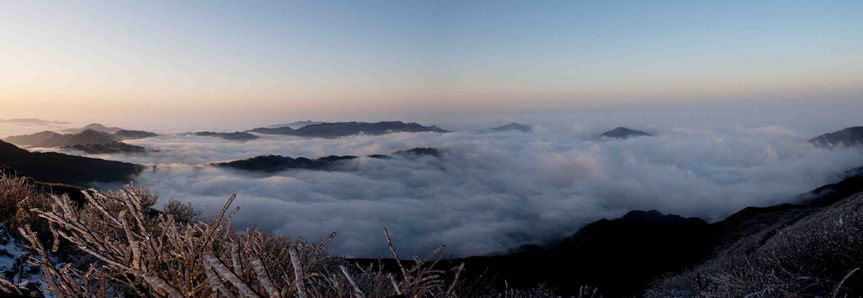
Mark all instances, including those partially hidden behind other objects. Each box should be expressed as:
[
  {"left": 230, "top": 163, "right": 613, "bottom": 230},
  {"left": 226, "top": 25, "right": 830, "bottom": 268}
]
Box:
[{"left": 250, "top": 121, "right": 449, "bottom": 138}]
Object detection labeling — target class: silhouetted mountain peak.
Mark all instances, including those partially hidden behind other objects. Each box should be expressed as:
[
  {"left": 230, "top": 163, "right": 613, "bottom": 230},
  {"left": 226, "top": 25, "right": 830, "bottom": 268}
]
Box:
[{"left": 599, "top": 127, "right": 652, "bottom": 139}]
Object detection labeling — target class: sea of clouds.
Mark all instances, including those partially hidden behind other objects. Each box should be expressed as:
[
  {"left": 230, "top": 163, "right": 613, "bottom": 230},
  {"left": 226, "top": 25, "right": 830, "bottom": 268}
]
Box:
[{"left": 46, "top": 124, "right": 863, "bottom": 258}]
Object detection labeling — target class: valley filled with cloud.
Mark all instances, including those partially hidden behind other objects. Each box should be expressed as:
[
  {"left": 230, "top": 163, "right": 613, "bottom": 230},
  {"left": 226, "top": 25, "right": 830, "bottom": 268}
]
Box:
[{"left": 42, "top": 124, "right": 861, "bottom": 258}]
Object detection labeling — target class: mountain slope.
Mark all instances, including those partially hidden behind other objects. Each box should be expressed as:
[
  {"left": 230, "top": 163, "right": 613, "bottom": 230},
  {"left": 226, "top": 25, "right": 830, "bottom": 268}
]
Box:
[
  {"left": 4, "top": 130, "right": 118, "bottom": 148},
  {"left": 487, "top": 122, "right": 532, "bottom": 132},
  {"left": 192, "top": 131, "right": 259, "bottom": 141},
  {"left": 62, "top": 141, "right": 150, "bottom": 154},
  {"left": 808, "top": 126, "right": 863, "bottom": 147},
  {"left": 266, "top": 120, "right": 323, "bottom": 129},
  {"left": 62, "top": 123, "right": 123, "bottom": 134},
  {"left": 2, "top": 131, "right": 62, "bottom": 147},
  {"left": 0, "top": 140, "right": 142, "bottom": 185},
  {"left": 33, "top": 129, "right": 117, "bottom": 148},
  {"left": 214, "top": 147, "right": 441, "bottom": 173},
  {"left": 435, "top": 170, "right": 863, "bottom": 297}
]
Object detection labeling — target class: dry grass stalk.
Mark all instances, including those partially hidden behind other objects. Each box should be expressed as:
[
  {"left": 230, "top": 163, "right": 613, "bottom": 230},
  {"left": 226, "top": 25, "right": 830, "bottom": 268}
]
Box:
[{"left": 0, "top": 185, "right": 494, "bottom": 298}]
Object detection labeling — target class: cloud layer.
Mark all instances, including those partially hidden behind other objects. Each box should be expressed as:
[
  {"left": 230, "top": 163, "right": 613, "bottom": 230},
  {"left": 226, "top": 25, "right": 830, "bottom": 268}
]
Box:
[{"left": 77, "top": 125, "right": 863, "bottom": 258}]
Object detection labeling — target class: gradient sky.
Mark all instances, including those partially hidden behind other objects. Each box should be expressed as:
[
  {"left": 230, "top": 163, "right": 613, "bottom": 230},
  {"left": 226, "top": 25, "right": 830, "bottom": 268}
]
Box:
[{"left": 1, "top": 1, "right": 862, "bottom": 129}]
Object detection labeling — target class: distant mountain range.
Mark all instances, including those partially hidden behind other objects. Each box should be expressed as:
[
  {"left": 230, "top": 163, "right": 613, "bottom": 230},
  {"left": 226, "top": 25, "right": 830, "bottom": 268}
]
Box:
[
  {"left": 0, "top": 140, "right": 142, "bottom": 185},
  {"left": 0, "top": 118, "right": 69, "bottom": 125},
  {"left": 599, "top": 127, "right": 652, "bottom": 139},
  {"left": 4, "top": 124, "right": 159, "bottom": 148},
  {"left": 808, "top": 126, "right": 863, "bottom": 147},
  {"left": 250, "top": 121, "right": 448, "bottom": 138},
  {"left": 214, "top": 147, "right": 441, "bottom": 173},
  {"left": 192, "top": 131, "right": 259, "bottom": 141},
  {"left": 63, "top": 123, "right": 123, "bottom": 134},
  {"left": 62, "top": 141, "right": 151, "bottom": 154},
  {"left": 484, "top": 122, "right": 532, "bottom": 132},
  {"left": 4, "top": 129, "right": 117, "bottom": 148}
]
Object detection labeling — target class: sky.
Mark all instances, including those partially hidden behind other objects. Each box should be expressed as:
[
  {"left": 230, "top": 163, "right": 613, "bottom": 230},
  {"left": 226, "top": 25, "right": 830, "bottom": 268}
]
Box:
[{"left": 1, "top": 0, "right": 862, "bottom": 129}]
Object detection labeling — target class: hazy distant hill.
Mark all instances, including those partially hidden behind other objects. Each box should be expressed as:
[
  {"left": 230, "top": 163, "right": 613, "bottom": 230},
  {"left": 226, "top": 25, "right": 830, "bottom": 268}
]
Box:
[
  {"left": 599, "top": 127, "right": 652, "bottom": 139},
  {"left": 3, "top": 131, "right": 63, "bottom": 147},
  {"left": 0, "top": 140, "right": 142, "bottom": 185},
  {"left": 5, "top": 126, "right": 158, "bottom": 148},
  {"left": 267, "top": 120, "right": 323, "bottom": 129},
  {"left": 215, "top": 147, "right": 441, "bottom": 172},
  {"left": 250, "top": 121, "right": 449, "bottom": 138},
  {"left": 114, "top": 129, "right": 158, "bottom": 140},
  {"left": 5, "top": 129, "right": 117, "bottom": 148},
  {"left": 485, "top": 122, "right": 532, "bottom": 132},
  {"left": 808, "top": 126, "right": 863, "bottom": 147},
  {"left": 63, "top": 123, "right": 123, "bottom": 134},
  {"left": 0, "top": 118, "right": 69, "bottom": 125},
  {"left": 62, "top": 141, "right": 150, "bottom": 154},
  {"left": 392, "top": 147, "right": 441, "bottom": 157},
  {"left": 216, "top": 155, "right": 363, "bottom": 172},
  {"left": 34, "top": 129, "right": 117, "bottom": 148},
  {"left": 192, "top": 131, "right": 259, "bottom": 141},
  {"left": 248, "top": 126, "right": 295, "bottom": 135}
]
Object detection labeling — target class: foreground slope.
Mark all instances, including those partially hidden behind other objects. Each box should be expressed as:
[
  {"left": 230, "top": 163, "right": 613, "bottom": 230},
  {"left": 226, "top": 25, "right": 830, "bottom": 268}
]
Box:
[
  {"left": 0, "top": 140, "right": 142, "bottom": 185},
  {"left": 425, "top": 170, "right": 863, "bottom": 297}
]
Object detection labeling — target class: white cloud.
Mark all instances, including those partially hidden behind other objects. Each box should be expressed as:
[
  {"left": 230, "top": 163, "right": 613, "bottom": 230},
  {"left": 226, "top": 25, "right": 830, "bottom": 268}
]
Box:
[{"left": 83, "top": 126, "right": 863, "bottom": 258}]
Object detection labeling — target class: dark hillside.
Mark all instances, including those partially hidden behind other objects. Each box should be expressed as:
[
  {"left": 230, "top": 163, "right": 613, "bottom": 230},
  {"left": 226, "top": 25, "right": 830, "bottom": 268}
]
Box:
[{"left": 0, "top": 140, "right": 142, "bottom": 186}]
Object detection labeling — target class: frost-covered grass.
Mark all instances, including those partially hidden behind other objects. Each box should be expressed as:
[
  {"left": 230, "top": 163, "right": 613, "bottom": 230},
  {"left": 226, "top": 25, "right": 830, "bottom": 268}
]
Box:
[
  {"left": 647, "top": 192, "right": 863, "bottom": 298},
  {"left": 0, "top": 177, "right": 587, "bottom": 297}
]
